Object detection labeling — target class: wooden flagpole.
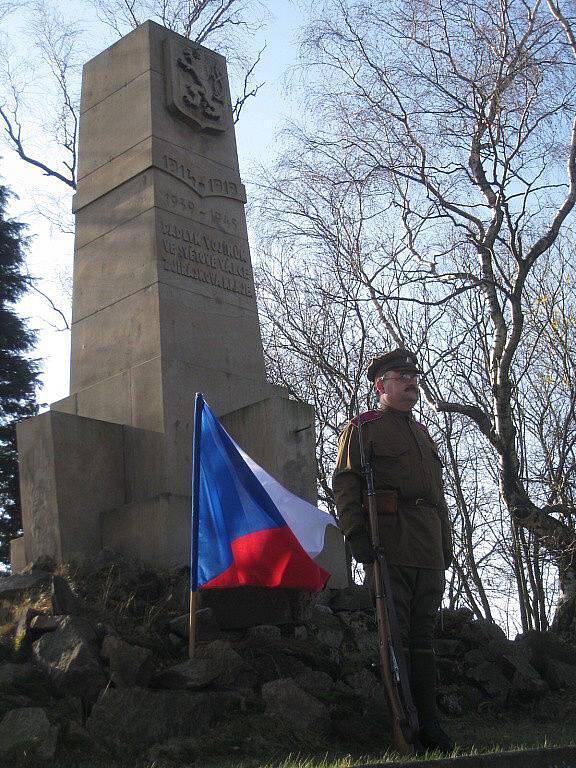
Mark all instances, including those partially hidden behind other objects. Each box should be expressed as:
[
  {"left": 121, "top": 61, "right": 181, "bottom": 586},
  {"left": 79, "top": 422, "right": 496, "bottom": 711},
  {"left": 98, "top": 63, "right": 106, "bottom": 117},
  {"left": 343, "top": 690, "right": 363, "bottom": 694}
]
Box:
[
  {"left": 188, "top": 590, "right": 198, "bottom": 658},
  {"left": 189, "top": 393, "right": 203, "bottom": 660}
]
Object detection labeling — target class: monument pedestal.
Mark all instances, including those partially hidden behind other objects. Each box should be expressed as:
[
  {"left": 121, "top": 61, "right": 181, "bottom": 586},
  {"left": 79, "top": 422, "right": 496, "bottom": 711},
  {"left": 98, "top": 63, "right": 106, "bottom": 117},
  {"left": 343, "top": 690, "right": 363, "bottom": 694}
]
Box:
[{"left": 11, "top": 21, "right": 347, "bottom": 597}]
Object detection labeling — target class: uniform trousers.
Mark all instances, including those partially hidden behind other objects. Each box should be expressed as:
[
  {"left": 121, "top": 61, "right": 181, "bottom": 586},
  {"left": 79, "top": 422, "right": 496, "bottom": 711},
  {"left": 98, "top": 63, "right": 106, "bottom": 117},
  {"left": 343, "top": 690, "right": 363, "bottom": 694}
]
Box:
[{"left": 365, "top": 563, "right": 445, "bottom": 722}]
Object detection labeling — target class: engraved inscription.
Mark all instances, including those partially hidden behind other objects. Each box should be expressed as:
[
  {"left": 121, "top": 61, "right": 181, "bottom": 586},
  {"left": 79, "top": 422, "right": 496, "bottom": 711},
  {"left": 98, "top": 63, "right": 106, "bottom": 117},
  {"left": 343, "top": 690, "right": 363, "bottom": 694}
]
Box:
[
  {"left": 159, "top": 218, "right": 253, "bottom": 298},
  {"left": 162, "top": 154, "right": 246, "bottom": 202},
  {"left": 161, "top": 186, "right": 240, "bottom": 235},
  {"left": 164, "top": 38, "right": 229, "bottom": 133}
]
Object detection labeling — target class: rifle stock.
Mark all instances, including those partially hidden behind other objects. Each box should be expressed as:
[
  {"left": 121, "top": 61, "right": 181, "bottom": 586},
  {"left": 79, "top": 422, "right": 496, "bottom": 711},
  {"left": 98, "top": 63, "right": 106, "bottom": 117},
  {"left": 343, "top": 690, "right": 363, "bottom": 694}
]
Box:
[{"left": 357, "top": 413, "right": 420, "bottom": 754}]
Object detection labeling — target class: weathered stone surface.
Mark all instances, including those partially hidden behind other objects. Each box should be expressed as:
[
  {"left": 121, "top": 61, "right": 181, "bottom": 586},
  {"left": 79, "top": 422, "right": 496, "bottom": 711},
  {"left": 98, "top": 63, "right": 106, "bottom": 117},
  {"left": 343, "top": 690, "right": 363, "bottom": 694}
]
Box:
[
  {"left": 13, "top": 608, "right": 42, "bottom": 654},
  {"left": 167, "top": 633, "right": 184, "bottom": 650},
  {"left": 0, "top": 572, "right": 50, "bottom": 599},
  {"left": 497, "top": 645, "right": 548, "bottom": 699},
  {"left": 0, "top": 707, "right": 59, "bottom": 761},
  {"left": 100, "top": 636, "right": 154, "bottom": 688},
  {"left": 86, "top": 687, "right": 241, "bottom": 750},
  {"left": 342, "top": 668, "right": 381, "bottom": 699},
  {"left": 51, "top": 575, "right": 83, "bottom": 616},
  {"left": 438, "top": 687, "right": 464, "bottom": 715},
  {"left": 153, "top": 659, "right": 220, "bottom": 690},
  {"left": 461, "top": 618, "right": 508, "bottom": 647},
  {"left": 247, "top": 624, "right": 282, "bottom": 641},
  {"left": 465, "top": 660, "right": 510, "bottom": 705},
  {"left": 294, "top": 669, "right": 333, "bottom": 697},
  {"left": 329, "top": 585, "right": 372, "bottom": 612},
  {"left": 148, "top": 737, "right": 197, "bottom": 763},
  {"left": 437, "top": 656, "right": 462, "bottom": 685},
  {"left": 249, "top": 649, "right": 308, "bottom": 687},
  {"left": 8, "top": 536, "right": 26, "bottom": 574},
  {"left": 32, "top": 616, "right": 105, "bottom": 700},
  {"left": 168, "top": 608, "right": 221, "bottom": 642},
  {"left": 0, "top": 663, "right": 38, "bottom": 687},
  {"left": 338, "top": 611, "right": 378, "bottom": 663},
  {"left": 22, "top": 556, "right": 56, "bottom": 574},
  {"left": 307, "top": 607, "right": 344, "bottom": 650},
  {"left": 194, "top": 640, "right": 247, "bottom": 685},
  {"left": 63, "top": 720, "right": 103, "bottom": 755},
  {"left": 434, "top": 638, "right": 467, "bottom": 657},
  {"left": 541, "top": 658, "right": 576, "bottom": 690},
  {"left": 14, "top": 20, "right": 346, "bottom": 591},
  {"left": 29, "top": 615, "right": 67, "bottom": 633},
  {"left": 262, "top": 678, "right": 327, "bottom": 731},
  {"left": 17, "top": 411, "right": 126, "bottom": 566},
  {"left": 510, "top": 666, "right": 548, "bottom": 699}
]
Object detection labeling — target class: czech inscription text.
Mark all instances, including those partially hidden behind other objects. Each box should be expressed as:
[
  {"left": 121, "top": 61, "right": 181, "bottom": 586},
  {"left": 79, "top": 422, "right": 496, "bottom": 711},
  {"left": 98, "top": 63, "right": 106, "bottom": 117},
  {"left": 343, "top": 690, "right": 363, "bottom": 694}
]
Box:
[{"left": 159, "top": 218, "right": 253, "bottom": 297}]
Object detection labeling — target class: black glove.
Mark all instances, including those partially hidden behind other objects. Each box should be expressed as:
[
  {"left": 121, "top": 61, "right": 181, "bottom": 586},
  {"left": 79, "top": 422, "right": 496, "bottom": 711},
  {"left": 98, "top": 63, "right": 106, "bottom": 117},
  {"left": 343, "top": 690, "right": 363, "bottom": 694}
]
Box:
[{"left": 347, "top": 531, "right": 375, "bottom": 564}]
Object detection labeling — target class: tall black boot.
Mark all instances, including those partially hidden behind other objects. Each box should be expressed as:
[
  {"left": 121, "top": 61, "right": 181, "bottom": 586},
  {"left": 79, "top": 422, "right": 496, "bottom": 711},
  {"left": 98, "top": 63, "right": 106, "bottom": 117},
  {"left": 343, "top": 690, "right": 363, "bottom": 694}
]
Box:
[{"left": 410, "top": 647, "right": 455, "bottom": 754}]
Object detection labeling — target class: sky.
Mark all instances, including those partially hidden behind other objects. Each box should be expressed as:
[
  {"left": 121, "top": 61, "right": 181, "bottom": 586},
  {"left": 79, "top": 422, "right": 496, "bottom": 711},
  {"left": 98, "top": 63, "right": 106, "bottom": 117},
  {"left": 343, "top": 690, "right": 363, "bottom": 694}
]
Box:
[{"left": 1, "top": 0, "right": 305, "bottom": 408}]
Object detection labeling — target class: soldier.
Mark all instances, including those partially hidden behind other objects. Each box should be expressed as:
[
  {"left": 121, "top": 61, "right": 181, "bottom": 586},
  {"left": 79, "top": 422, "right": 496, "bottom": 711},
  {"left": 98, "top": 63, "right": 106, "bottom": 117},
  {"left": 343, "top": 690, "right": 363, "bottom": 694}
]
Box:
[{"left": 332, "top": 349, "right": 455, "bottom": 753}]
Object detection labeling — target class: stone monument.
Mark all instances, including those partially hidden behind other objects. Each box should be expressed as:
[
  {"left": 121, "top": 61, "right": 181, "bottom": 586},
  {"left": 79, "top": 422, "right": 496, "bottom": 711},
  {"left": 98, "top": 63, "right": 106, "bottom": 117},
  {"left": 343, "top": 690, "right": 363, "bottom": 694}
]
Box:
[{"left": 10, "top": 22, "right": 347, "bottom": 599}]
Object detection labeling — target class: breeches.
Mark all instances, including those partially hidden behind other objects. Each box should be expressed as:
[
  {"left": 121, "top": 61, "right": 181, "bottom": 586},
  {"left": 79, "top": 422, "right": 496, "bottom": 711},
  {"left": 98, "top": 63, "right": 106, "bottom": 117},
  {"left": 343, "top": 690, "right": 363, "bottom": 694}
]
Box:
[{"left": 365, "top": 564, "right": 445, "bottom": 649}]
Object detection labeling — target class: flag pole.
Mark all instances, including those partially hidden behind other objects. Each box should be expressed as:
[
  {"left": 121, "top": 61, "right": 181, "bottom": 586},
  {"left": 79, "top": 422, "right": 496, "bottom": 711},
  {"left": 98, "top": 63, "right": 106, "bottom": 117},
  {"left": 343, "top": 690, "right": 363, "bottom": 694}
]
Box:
[
  {"left": 189, "top": 393, "right": 204, "bottom": 659},
  {"left": 188, "top": 591, "right": 198, "bottom": 658}
]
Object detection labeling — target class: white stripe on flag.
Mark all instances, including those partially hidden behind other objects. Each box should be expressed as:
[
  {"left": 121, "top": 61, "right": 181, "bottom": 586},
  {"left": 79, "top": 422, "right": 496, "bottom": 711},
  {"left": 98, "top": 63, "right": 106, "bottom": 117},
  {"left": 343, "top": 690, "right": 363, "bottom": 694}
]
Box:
[{"left": 234, "top": 442, "right": 337, "bottom": 559}]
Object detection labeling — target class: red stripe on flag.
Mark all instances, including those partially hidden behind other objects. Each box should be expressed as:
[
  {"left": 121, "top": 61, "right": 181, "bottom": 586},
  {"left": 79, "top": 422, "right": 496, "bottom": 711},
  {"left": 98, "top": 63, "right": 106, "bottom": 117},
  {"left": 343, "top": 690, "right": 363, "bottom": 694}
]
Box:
[{"left": 200, "top": 525, "right": 329, "bottom": 591}]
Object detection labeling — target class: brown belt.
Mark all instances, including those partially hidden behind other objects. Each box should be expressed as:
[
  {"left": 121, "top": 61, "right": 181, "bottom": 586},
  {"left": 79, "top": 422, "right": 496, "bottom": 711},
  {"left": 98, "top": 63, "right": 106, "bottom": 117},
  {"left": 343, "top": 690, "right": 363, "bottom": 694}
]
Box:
[{"left": 363, "top": 490, "right": 437, "bottom": 516}]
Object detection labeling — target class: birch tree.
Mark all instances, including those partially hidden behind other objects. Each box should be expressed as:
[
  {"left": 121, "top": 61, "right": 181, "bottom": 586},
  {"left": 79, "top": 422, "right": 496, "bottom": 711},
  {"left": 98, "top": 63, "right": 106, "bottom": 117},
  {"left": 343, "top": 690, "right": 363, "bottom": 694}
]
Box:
[{"left": 256, "top": 0, "right": 576, "bottom": 629}]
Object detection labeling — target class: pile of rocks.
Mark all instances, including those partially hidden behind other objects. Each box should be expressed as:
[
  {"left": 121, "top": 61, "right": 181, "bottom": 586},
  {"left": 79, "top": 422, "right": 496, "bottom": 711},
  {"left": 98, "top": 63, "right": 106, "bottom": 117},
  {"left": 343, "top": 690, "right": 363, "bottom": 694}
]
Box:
[{"left": 1, "top": 556, "right": 575, "bottom": 762}]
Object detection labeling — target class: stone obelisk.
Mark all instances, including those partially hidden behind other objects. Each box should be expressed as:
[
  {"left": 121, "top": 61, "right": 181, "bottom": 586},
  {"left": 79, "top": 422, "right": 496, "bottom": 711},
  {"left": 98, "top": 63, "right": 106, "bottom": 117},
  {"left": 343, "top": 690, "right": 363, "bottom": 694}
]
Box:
[{"left": 11, "top": 22, "right": 347, "bottom": 598}]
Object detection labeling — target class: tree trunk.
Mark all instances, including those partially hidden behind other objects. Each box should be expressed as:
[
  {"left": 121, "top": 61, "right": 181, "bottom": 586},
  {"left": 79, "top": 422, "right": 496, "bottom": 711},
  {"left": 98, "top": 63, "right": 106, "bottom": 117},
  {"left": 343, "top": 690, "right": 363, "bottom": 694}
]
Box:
[{"left": 551, "top": 562, "right": 576, "bottom": 632}]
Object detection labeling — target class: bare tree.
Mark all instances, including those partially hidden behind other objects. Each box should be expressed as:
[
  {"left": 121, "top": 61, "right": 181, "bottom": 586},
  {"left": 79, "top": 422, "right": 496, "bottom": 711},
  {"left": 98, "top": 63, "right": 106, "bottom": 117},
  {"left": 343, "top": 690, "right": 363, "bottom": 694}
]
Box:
[
  {"left": 0, "top": 0, "right": 266, "bottom": 192},
  {"left": 255, "top": 0, "right": 576, "bottom": 629}
]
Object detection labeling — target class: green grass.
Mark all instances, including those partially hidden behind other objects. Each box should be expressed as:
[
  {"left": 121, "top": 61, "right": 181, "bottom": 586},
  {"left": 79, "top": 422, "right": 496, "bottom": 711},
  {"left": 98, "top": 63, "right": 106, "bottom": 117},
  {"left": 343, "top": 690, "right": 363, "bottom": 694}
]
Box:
[{"left": 17, "top": 739, "right": 576, "bottom": 768}]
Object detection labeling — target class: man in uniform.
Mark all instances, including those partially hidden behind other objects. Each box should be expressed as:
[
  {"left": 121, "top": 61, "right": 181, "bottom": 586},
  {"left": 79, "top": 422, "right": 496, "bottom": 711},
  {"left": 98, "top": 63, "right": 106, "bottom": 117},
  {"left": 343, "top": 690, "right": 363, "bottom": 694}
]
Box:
[{"left": 332, "top": 349, "right": 454, "bottom": 753}]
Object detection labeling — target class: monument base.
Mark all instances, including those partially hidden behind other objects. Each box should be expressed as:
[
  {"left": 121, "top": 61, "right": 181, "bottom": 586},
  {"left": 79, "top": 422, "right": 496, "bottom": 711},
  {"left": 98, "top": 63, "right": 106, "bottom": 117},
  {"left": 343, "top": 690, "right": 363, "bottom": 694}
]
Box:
[{"left": 12, "top": 394, "right": 347, "bottom": 594}]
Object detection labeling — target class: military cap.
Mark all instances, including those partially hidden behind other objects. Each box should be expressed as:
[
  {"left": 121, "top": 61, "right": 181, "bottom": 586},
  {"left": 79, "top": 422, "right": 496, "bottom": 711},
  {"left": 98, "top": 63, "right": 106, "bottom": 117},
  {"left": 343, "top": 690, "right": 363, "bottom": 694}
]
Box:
[{"left": 366, "top": 348, "right": 422, "bottom": 382}]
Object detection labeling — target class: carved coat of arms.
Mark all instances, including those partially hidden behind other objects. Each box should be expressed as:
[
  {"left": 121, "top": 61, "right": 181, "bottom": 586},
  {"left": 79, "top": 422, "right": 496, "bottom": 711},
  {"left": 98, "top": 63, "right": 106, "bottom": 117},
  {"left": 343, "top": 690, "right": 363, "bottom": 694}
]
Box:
[{"left": 164, "top": 38, "right": 230, "bottom": 133}]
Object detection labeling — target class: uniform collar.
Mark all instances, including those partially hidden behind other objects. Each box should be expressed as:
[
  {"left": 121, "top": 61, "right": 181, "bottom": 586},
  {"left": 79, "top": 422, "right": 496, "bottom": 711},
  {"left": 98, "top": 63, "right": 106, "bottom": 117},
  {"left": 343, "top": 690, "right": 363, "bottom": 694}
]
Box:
[{"left": 378, "top": 403, "right": 414, "bottom": 420}]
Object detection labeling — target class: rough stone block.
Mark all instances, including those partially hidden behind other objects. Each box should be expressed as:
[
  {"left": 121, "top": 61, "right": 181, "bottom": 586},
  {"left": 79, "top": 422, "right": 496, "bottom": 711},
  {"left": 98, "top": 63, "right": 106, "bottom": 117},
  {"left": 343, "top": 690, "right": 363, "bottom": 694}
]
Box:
[
  {"left": 101, "top": 494, "right": 191, "bottom": 570},
  {"left": 123, "top": 425, "right": 166, "bottom": 502},
  {"left": 0, "top": 707, "right": 59, "bottom": 761},
  {"left": 314, "top": 525, "right": 348, "bottom": 589},
  {"left": 74, "top": 171, "right": 155, "bottom": 250},
  {"left": 79, "top": 23, "right": 238, "bottom": 181},
  {"left": 78, "top": 70, "right": 153, "bottom": 180},
  {"left": 72, "top": 205, "right": 158, "bottom": 323},
  {"left": 74, "top": 138, "right": 154, "bottom": 212},
  {"left": 221, "top": 394, "right": 317, "bottom": 503},
  {"left": 80, "top": 22, "right": 163, "bottom": 116},
  {"left": 9, "top": 536, "right": 26, "bottom": 574},
  {"left": 75, "top": 370, "right": 133, "bottom": 426},
  {"left": 129, "top": 356, "right": 165, "bottom": 431},
  {"left": 70, "top": 284, "right": 161, "bottom": 392},
  {"left": 17, "top": 411, "right": 125, "bottom": 564}
]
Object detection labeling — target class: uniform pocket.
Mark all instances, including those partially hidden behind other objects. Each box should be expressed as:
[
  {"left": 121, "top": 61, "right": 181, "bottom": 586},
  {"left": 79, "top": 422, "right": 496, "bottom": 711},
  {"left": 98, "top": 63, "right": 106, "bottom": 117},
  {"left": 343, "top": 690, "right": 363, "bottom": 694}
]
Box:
[{"left": 363, "top": 490, "right": 398, "bottom": 521}]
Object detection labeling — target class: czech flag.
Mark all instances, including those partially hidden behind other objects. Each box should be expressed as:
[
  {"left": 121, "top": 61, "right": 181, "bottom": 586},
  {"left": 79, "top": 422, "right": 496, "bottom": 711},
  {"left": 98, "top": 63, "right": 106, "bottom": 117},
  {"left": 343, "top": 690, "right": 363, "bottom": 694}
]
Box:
[{"left": 191, "top": 393, "right": 335, "bottom": 592}]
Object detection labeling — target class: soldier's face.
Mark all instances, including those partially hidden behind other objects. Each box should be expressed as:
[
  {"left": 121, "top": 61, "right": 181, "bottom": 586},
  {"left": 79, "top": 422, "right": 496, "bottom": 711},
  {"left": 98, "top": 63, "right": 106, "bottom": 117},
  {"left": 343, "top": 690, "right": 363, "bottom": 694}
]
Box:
[{"left": 376, "top": 370, "right": 420, "bottom": 411}]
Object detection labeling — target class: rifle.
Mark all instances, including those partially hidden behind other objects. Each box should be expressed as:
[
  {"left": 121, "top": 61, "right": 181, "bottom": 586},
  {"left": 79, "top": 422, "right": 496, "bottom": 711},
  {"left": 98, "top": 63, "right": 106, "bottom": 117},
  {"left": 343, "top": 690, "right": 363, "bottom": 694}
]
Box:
[{"left": 356, "top": 412, "right": 420, "bottom": 755}]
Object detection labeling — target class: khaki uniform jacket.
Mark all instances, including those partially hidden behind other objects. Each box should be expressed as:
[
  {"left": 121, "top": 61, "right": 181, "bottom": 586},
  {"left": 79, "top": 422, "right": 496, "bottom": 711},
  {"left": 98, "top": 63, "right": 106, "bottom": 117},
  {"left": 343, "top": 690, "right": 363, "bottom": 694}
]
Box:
[{"left": 332, "top": 405, "right": 453, "bottom": 569}]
